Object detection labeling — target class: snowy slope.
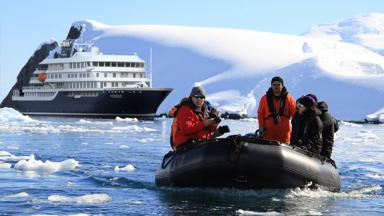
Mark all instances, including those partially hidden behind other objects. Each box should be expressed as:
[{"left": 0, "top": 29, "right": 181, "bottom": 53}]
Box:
[
  {"left": 51, "top": 15, "right": 384, "bottom": 120},
  {"left": 303, "top": 13, "right": 384, "bottom": 56}
]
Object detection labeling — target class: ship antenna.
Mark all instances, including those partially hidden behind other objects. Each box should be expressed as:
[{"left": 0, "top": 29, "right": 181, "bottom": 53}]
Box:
[{"left": 149, "top": 48, "right": 153, "bottom": 87}]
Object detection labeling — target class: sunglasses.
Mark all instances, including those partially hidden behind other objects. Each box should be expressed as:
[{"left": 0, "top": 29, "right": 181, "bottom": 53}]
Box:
[
  {"left": 297, "top": 104, "right": 305, "bottom": 109},
  {"left": 193, "top": 95, "right": 205, "bottom": 99},
  {"left": 272, "top": 83, "right": 282, "bottom": 86}
]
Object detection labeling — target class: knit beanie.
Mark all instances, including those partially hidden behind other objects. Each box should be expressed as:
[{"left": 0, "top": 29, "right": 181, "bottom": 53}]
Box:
[
  {"left": 299, "top": 95, "right": 316, "bottom": 108},
  {"left": 305, "top": 93, "right": 318, "bottom": 103},
  {"left": 189, "top": 86, "right": 206, "bottom": 97},
  {"left": 271, "top": 76, "right": 284, "bottom": 85}
]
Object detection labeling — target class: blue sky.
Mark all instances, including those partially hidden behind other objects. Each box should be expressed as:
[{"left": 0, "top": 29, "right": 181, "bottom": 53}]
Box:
[{"left": 1, "top": 0, "right": 384, "bottom": 100}]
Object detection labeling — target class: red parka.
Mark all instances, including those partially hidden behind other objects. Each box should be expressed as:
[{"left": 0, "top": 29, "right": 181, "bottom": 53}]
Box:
[
  {"left": 257, "top": 88, "right": 296, "bottom": 144},
  {"left": 172, "top": 104, "right": 217, "bottom": 150}
]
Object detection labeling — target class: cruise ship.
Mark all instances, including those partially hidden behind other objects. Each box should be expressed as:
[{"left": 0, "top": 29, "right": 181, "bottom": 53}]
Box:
[{"left": 11, "top": 39, "right": 172, "bottom": 119}]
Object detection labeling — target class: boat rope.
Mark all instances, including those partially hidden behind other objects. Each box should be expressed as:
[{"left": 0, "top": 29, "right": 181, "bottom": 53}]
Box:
[
  {"left": 226, "top": 135, "right": 243, "bottom": 164},
  {"left": 161, "top": 151, "right": 175, "bottom": 169}
]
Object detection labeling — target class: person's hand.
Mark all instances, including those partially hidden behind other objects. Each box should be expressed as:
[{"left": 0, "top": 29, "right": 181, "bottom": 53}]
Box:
[
  {"left": 203, "top": 118, "right": 216, "bottom": 127},
  {"left": 256, "top": 127, "right": 267, "bottom": 138}
]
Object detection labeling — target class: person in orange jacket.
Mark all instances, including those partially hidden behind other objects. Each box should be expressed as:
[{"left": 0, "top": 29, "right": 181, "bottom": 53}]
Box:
[
  {"left": 257, "top": 76, "right": 296, "bottom": 144},
  {"left": 170, "top": 86, "right": 223, "bottom": 150}
]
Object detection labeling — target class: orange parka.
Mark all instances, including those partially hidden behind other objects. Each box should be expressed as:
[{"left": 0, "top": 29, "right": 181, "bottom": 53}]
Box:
[
  {"left": 170, "top": 99, "right": 217, "bottom": 150},
  {"left": 257, "top": 88, "right": 296, "bottom": 144}
]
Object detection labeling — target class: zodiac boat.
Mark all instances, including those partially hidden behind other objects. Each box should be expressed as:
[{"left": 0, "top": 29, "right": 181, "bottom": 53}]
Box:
[{"left": 155, "top": 135, "right": 341, "bottom": 192}]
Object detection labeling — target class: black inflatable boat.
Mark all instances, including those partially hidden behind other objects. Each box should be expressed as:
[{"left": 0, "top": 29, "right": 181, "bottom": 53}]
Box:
[{"left": 155, "top": 135, "right": 341, "bottom": 192}]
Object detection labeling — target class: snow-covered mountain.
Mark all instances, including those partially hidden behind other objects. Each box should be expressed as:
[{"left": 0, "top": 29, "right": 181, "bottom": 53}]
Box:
[
  {"left": 39, "top": 14, "right": 384, "bottom": 121},
  {"left": 303, "top": 13, "right": 384, "bottom": 56}
]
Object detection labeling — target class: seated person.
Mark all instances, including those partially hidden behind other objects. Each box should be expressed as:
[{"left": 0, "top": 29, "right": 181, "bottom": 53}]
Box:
[
  {"left": 170, "top": 86, "right": 223, "bottom": 150},
  {"left": 318, "top": 101, "right": 339, "bottom": 159},
  {"left": 290, "top": 95, "right": 323, "bottom": 155}
]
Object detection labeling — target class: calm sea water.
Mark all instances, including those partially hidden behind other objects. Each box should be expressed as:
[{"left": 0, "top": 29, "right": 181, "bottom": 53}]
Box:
[{"left": 0, "top": 108, "right": 383, "bottom": 215}]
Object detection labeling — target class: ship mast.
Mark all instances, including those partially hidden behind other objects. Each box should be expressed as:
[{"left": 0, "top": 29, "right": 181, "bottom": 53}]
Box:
[{"left": 149, "top": 48, "right": 153, "bottom": 88}]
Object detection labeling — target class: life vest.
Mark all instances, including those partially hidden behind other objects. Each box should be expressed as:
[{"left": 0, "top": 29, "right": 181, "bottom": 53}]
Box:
[
  {"left": 265, "top": 88, "right": 289, "bottom": 123},
  {"left": 38, "top": 72, "right": 47, "bottom": 82}
]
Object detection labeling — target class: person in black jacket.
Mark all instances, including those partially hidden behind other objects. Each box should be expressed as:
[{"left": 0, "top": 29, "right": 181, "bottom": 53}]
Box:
[
  {"left": 291, "top": 95, "right": 323, "bottom": 155},
  {"left": 318, "top": 101, "right": 339, "bottom": 159}
]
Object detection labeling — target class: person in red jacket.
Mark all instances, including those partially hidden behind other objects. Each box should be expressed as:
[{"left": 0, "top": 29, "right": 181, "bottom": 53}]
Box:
[
  {"left": 257, "top": 77, "right": 296, "bottom": 144},
  {"left": 170, "top": 86, "right": 220, "bottom": 150}
]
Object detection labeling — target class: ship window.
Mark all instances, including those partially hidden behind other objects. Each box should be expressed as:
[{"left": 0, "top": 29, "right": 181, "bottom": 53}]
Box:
[
  {"left": 69, "top": 63, "right": 72, "bottom": 69},
  {"left": 113, "top": 73, "right": 116, "bottom": 78},
  {"left": 104, "top": 73, "right": 107, "bottom": 77},
  {"left": 105, "top": 62, "right": 111, "bottom": 67},
  {"left": 87, "top": 62, "right": 90, "bottom": 67},
  {"left": 75, "top": 74, "right": 77, "bottom": 78},
  {"left": 96, "top": 73, "right": 99, "bottom": 77},
  {"left": 93, "top": 62, "right": 97, "bottom": 67},
  {"left": 118, "top": 62, "right": 123, "bottom": 67},
  {"left": 81, "top": 62, "right": 84, "bottom": 68},
  {"left": 125, "top": 62, "right": 130, "bottom": 67},
  {"left": 77, "top": 62, "right": 80, "bottom": 68},
  {"left": 112, "top": 62, "right": 116, "bottom": 67},
  {"left": 87, "top": 73, "right": 90, "bottom": 77},
  {"left": 133, "top": 73, "right": 136, "bottom": 78},
  {"left": 99, "top": 62, "right": 104, "bottom": 67},
  {"left": 141, "top": 63, "right": 145, "bottom": 67},
  {"left": 104, "top": 82, "right": 107, "bottom": 87}
]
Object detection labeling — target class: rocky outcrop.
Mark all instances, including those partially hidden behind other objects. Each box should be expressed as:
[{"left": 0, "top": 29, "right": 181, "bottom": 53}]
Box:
[
  {"left": 0, "top": 24, "right": 83, "bottom": 108},
  {"left": 0, "top": 41, "right": 58, "bottom": 108}
]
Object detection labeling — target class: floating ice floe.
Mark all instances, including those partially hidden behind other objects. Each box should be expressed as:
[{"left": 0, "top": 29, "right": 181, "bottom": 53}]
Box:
[
  {"left": 111, "top": 125, "right": 156, "bottom": 132},
  {"left": 136, "top": 138, "right": 155, "bottom": 143},
  {"left": 115, "top": 116, "right": 138, "bottom": 122},
  {"left": 339, "top": 121, "right": 362, "bottom": 127},
  {"left": 114, "top": 164, "right": 135, "bottom": 172},
  {"left": 0, "top": 163, "right": 12, "bottom": 169},
  {"left": 0, "top": 108, "right": 36, "bottom": 124},
  {"left": 78, "top": 119, "right": 113, "bottom": 125},
  {"left": 14, "top": 155, "right": 79, "bottom": 174},
  {"left": 365, "top": 108, "right": 384, "bottom": 123},
  {"left": 48, "top": 193, "right": 112, "bottom": 203},
  {"left": 0, "top": 151, "right": 31, "bottom": 162},
  {"left": 5, "top": 192, "right": 29, "bottom": 198},
  {"left": 236, "top": 209, "right": 282, "bottom": 215}
]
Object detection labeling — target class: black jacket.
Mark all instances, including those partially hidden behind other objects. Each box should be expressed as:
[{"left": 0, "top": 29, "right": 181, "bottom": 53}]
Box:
[
  {"left": 291, "top": 107, "right": 323, "bottom": 155},
  {"left": 318, "top": 101, "right": 338, "bottom": 158}
]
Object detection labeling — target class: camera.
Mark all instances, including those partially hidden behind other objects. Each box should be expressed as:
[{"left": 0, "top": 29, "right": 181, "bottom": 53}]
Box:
[
  {"left": 218, "top": 125, "right": 230, "bottom": 134},
  {"left": 273, "top": 114, "right": 281, "bottom": 124},
  {"left": 213, "top": 116, "right": 222, "bottom": 124}
]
